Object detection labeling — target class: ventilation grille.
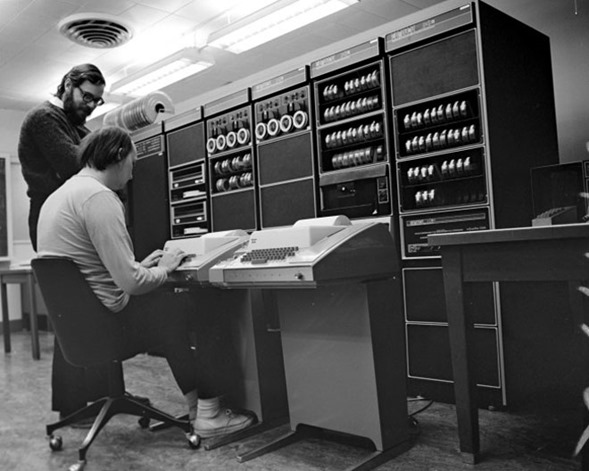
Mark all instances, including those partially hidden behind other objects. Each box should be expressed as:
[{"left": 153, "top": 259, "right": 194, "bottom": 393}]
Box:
[{"left": 58, "top": 14, "right": 133, "bottom": 49}]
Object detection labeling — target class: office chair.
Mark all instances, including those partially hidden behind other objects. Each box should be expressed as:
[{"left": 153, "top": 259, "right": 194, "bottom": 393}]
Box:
[{"left": 31, "top": 257, "right": 200, "bottom": 471}]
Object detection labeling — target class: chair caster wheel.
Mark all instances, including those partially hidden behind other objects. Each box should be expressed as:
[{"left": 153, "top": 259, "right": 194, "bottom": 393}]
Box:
[
  {"left": 138, "top": 416, "right": 150, "bottom": 429},
  {"left": 187, "top": 433, "right": 201, "bottom": 449},
  {"left": 48, "top": 434, "right": 63, "bottom": 451}
]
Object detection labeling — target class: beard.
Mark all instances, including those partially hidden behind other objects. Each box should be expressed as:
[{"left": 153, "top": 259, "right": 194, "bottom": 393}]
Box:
[{"left": 62, "top": 89, "right": 89, "bottom": 126}]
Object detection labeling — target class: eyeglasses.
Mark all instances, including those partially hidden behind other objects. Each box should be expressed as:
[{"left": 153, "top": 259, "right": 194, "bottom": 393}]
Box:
[{"left": 76, "top": 86, "right": 105, "bottom": 106}]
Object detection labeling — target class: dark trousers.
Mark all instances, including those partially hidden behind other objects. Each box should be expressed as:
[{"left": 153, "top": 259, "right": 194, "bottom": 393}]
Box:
[
  {"left": 189, "top": 302, "right": 241, "bottom": 398},
  {"left": 122, "top": 288, "right": 242, "bottom": 399},
  {"left": 117, "top": 289, "right": 201, "bottom": 396}
]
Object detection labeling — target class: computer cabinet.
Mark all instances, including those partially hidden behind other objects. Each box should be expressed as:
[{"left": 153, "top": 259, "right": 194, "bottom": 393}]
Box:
[
  {"left": 205, "top": 89, "right": 258, "bottom": 232},
  {"left": 310, "top": 39, "right": 396, "bottom": 221},
  {"left": 252, "top": 67, "right": 317, "bottom": 228},
  {"left": 129, "top": 123, "right": 170, "bottom": 261},
  {"left": 386, "top": 0, "right": 558, "bottom": 406},
  {"left": 165, "top": 108, "right": 210, "bottom": 239}
]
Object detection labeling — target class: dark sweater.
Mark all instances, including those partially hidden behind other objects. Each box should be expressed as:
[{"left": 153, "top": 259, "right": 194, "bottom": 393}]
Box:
[{"left": 18, "top": 100, "right": 90, "bottom": 201}]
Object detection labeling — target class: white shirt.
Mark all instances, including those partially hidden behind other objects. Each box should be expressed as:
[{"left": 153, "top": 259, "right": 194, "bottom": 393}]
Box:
[{"left": 37, "top": 173, "right": 168, "bottom": 312}]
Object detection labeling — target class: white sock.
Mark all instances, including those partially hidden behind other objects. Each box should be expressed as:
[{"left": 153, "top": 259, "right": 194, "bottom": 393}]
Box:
[
  {"left": 184, "top": 390, "right": 199, "bottom": 421},
  {"left": 197, "top": 397, "right": 221, "bottom": 420}
]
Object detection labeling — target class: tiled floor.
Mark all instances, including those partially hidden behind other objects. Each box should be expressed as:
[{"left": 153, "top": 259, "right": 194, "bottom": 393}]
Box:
[{"left": 0, "top": 330, "right": 583, "bottom": 470}]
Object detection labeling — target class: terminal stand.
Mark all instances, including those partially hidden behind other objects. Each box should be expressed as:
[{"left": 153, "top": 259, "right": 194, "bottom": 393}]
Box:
[
  {"left": 238, "top": 424, "right": 413, "bottom": 471},
  {"left": 237, "top": 279, "right": 411, "bottom": 469},
  {"left": 152, "top": 284, "right": 289, "bottom": 448},
  {"left": 199, "top": 287, "right": 289, "bottom": 450}
]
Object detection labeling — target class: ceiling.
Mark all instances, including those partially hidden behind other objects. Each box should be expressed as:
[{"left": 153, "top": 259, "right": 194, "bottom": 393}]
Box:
[{"left": 0, "top": 0, "right": 587, "bottom": 127}]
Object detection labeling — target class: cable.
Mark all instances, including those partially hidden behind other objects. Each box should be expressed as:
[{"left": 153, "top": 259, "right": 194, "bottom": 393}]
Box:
[{"left": 408, "top": 397, "right": 435, "bottom": 417}]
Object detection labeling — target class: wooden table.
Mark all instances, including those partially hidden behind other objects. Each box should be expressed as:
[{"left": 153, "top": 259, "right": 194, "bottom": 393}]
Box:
[
  {"left": 1, "top": 266, "right": 40, "bottom": 360},
  {"left": 429, "top": 223, "right": 589, "bottom": 465}
]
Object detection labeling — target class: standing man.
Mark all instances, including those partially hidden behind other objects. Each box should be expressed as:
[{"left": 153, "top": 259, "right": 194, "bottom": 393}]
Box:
[
  {"left": 18, "top": 64, "right": 107, "bottom": 421},
  {"left": 18, "top": 63, "right": 105, "bottom": 250}
]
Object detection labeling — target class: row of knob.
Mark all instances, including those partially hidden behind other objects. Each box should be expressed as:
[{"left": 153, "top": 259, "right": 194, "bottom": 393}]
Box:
[
  {"left": 212, "top": 153, "right": 252, "bottom": 176},
  {"left": 413, "top": 188, "right": 485, "bottom": 207},
  {"left": 404, "top": 125, "right": 477, "bottom": 155},
  {"left": 402, "top": 100, "right": 471, "bottom": 130},
  {"left": 322, "top": 70, "right": 380, "bottom": 101},
  {"left": 255, "top": 111, "right": 309, "bottom": 141},
  {"left": 323, "top": 95, "right": 380, "bottom": 123},
  {"left": 406, "top": 156, "right": 477, "bottom": 183},
  {"left": 324, "top": 120, "right": 383, "bottom": 149},
  {"left": 215, "top": 172, "right": 253, "bottom": 192},
  {"left": 258, "top": 95, "right": 306, "bottom": 114},
  {"left": 207, "top": 128, "right": 251, "bottom": 154},
  {"left": 331, "top": 145, "right": 384, "bottom": 170},
  {"left": 208, "top": 112, "right": 249, "bottom": 130}
]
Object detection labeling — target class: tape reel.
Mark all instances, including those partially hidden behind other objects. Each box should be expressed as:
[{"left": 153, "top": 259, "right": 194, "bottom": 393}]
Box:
[
  {"left": 279, "top": 114, "right": 293, "bottom": 134},
  {"left": 216, "top": 134, "right": 227, "bottom": 152},
  {"left": 267, "top": 118, "right": 280, "bottom": 137},
  {"left": 206, "top": 138, "right": 217, "bottom": 154},
  {"left": 226, "top": 131, "right": 237, "bottom": 148},
  {"left": 255, "top": 122, "right": 267, "bottom": 141},
  {"left": 237, "top": 128, "right": 250, "bottom": 145},
  {"left": 290, "top": 110, "right": 304, "bottom": 126}
]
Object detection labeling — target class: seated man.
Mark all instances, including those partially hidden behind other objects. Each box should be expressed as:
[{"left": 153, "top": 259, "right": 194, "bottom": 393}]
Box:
[{"left": 37, "top": 125, "right": 253, "bottom": 438}]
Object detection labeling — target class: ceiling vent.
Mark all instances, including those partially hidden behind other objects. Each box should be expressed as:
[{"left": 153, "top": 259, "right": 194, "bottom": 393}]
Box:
[{"left": 58, "top": 13, "right": 133, "bottom": 49}]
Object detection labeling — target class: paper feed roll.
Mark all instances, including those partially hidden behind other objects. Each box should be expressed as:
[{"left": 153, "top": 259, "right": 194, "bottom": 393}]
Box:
[{"left": 103, "top": 91, "right": 174, "bottom": 131}]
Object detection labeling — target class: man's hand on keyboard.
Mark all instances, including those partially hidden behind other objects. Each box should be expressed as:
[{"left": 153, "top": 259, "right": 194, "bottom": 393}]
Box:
[
  {"left": 158, "top": 247, "right": 186, "bottom": 274},
  {"left": 140, "top": 249, "right": 164, "bottom": 268}
]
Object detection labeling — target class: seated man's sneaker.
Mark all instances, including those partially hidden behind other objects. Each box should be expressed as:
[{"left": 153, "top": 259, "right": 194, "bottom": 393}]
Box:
[{"left": 193, "top": 409, "right": 254, "bottom": 438}]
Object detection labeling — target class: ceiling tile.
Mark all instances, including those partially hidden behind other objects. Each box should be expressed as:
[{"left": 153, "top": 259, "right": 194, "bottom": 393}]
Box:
[
  {"left": 1, "top": 13, "right": 53, "bottom": 47},
  {"left": 334, "top": 10, "right": 395, "bottom": 32},
  {"left": 115, "top": 3, "right": 173, "bottom": 33},
  {"left": 25, "top": 0, "right": 79, "bottom": 21},
  {"left": 401, "top": 0, "right": 446, "bottom": 9},
  {"left": 134, "top": 0, "right": 194, "bottom": 14},
  {"left": 359, "top": 0, "right": 420, "bottom": 20},
  {"left": 148, "top": 12, "right": 199, "bottom": 37},
  {"left": 0, "top": 0, "right": 34, "bottom": 23},
  {"left": 175, "top": 0, "right": 241, "bottom": 23},
  {"left": 32, "top": 30, "right": 76, "bottom": 59},
  {"left": 72, "top": 0, "right": 137, "bottom": 16}
]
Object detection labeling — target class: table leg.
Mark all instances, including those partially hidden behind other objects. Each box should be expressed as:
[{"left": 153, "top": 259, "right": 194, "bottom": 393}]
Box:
[
  {"left": 1, "top": 281, "right": 10, "bottom": 354},
  {"left": 570, "top": 281, "right": 589, "bottom": 471},
  {"left": 442, "top": 248, "right": 480, "bottom": 463},
  {"left": 26, "top": 274, "right": 40, "bottom": 360}
]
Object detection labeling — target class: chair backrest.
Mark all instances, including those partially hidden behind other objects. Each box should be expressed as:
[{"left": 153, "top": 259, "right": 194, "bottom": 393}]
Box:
[{"left": 31, "top": 257, "right": 124, "bottom": 368}]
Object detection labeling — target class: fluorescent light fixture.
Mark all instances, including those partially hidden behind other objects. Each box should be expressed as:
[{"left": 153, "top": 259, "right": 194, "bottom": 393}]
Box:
[
  {"left": 110, "top": 47, "right": 214, "bottom": 97},
  {"left": 207, "top": 0, "right": 358, "bottom": 54}
]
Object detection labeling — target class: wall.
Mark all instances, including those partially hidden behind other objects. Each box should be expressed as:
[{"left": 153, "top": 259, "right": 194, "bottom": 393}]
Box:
[
  {"left": 0, "top": 109, "right": 34, "bottom": 321},
  {"left": 0, "top": 109, "right": 37, "bottom": 261},
  {"left": 549, "top": 23, "right": 589, "bottom": 163}
]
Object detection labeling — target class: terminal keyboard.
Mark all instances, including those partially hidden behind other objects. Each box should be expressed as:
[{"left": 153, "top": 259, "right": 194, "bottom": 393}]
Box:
[{"left": 241, "top": 247, "right": 299, "bottom": 264}]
